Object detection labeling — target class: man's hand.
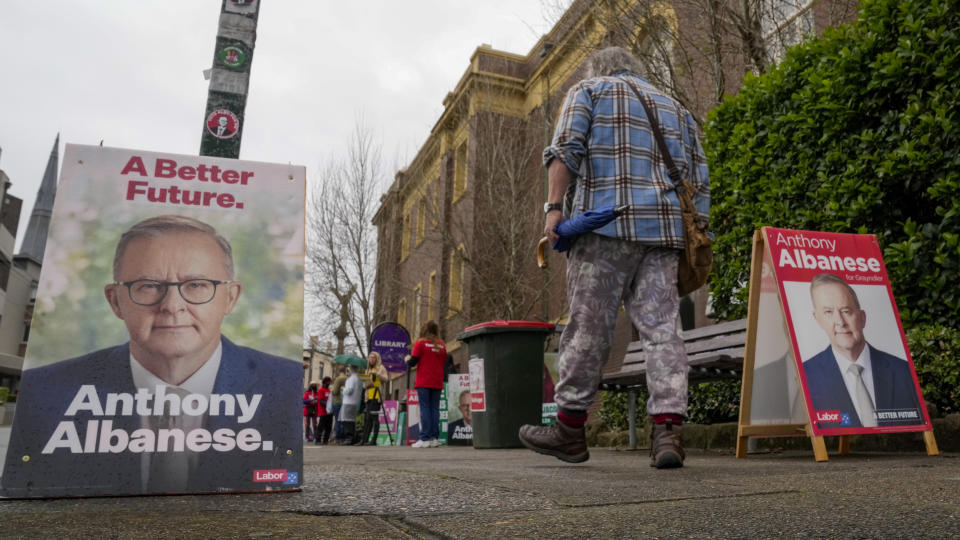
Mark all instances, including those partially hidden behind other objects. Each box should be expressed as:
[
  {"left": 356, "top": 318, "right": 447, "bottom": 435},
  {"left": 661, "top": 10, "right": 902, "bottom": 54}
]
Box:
[{"left": 544, "top": 211, "right": 564, "bottom": 244}]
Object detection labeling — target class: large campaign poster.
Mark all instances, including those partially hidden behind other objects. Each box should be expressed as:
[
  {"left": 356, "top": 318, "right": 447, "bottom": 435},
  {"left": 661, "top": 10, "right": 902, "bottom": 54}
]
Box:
[
  {"left": 764, "top": 227, "right": 930, "bottom": 436},
  {"left": 1, "top": 145, "right": 305, "bottom": 497}
]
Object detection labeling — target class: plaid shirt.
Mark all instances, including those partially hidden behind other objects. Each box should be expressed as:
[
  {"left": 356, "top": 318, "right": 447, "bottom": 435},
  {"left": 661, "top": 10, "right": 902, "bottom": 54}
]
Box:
[{"left": 543, "top": 73, "right": 709, "bottom": 249}]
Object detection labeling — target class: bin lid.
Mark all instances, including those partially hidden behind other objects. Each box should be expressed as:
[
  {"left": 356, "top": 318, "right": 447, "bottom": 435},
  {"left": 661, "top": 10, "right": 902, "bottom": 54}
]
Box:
[{"left": 456, "top": 320, "right": 555, "bottom": 341}]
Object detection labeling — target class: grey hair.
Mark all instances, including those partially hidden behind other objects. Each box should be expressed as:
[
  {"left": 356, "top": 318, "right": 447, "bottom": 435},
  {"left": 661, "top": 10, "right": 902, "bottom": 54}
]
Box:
[
  {"left": 112, "top": 215, "right": 235, "bottom": 280},
  {"left": 586, "top": 46, "right": 644, "bottom": 78},
  {"left": 809, "top": 273, "right": 861, "bottom": 309}
]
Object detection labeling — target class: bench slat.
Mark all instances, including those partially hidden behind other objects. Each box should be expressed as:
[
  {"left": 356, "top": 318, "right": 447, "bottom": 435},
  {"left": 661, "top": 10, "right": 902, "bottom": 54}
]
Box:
[
  {"left": 685, "top": 333, "right": 748, "bottom": 354},
  {"left": 602, "top": 321, "right": 748, "bottom": 389},
  {"left": 678, "top": 318, "right": 747, "bottom": 341}
]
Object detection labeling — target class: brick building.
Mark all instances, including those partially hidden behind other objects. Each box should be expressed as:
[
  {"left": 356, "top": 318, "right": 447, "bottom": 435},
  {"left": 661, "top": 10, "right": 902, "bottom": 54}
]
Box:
[
  {"left": 0, "top": 135, "right": 60, "bottom": 400},
  {"left": 372, "top": 0, "right": 858, "bottom": 392}
]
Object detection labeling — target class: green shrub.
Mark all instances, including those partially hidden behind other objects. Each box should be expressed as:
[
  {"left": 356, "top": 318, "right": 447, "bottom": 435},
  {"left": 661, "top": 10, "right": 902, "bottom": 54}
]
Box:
[
  {"left": 597, "top": 389, "right": 647, "bottom": 431},
  {"left": 705, "top": 0, "right": 960, "bottom": 331},
  {"left": 597, "top": 379, "right": 741, "bottom": 430},
  {"left": 907, "top": 324, "right": 960, "bottom": 415},
  {"left": 0, "top": 387, "right": 8, "bottom": 405},
  {"left": 686, "top": 380, "right": 741, "bottom": 425}
]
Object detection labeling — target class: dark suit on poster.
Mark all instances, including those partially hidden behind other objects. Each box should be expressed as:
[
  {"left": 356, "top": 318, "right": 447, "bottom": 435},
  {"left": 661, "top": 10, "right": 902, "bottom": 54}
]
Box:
[
  {"left": 802, "top": 344, "right": 923, "bottom": 428},
  {"left": 1, "top": 337, "right": 302, "bottom": 498}
]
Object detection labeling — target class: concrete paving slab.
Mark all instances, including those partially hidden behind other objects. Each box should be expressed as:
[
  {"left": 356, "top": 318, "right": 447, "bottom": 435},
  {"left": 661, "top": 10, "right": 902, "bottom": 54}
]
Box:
[{"left": 0, "top": 444, "right": 956, "bottom": 539}]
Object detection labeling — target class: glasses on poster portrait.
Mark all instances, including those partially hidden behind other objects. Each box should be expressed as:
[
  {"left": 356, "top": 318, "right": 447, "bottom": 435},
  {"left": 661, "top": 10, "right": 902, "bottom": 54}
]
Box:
[{"left": 115, "top": 278, "right": 235, "bottom": 306}]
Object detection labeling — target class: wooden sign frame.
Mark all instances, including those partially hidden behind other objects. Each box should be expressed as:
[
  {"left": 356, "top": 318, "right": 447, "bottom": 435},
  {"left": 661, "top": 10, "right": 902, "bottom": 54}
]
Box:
[{"left": 736, "top": 229, "right": 938, "bottom": 461}]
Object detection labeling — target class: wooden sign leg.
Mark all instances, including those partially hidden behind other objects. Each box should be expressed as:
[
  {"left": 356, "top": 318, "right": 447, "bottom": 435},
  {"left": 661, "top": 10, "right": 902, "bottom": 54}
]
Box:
[
  {"left": 810, "top": 435, "right": 829, "bottom": 462},
  {"left": 736, "top": 432, "right": 750, "bottom": 459},
  {"left": 838, "top": 435, "right": 851, "bottom": 455},
  {"left": 923, "top": 431, "right": 939, "bottom": 456}
]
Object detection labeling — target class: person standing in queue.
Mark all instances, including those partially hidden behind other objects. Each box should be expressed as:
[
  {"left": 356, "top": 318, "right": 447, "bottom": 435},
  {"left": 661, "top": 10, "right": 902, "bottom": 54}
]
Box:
[
  {"left": 339, "top": 365, "right": 363, "bottom": 445},
  {"left": 360, "top": 351, "right": 388, "bottom": 445},
  {"left": 315, "top": 376, "right": 334, "bottom": 445},
  {"left": 302, "top": 382, "right": 320, "bottom": 442},
  {"left": 330, "top": 366, "right": 347, "bottom": 444},
  {"left": 405, "top": 320, "right": 446, "bottom": 448}
]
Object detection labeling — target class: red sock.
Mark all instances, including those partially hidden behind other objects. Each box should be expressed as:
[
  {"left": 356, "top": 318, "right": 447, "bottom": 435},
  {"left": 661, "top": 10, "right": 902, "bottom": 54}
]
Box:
[
  {"left": 557, "top": 409, "right": 587, "bottom": 428},
  {"left": 652, "top": 413, "right": 684, "bottom": 425}
]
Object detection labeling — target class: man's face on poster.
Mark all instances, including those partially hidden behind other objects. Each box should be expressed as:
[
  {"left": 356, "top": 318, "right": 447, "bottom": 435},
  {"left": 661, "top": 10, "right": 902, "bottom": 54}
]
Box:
[
  {"left": 811, "top": 282, "right": 866, "bottom": 360},
  {"left": 105, "top": 231, "right": 241, "bottom": 368},
  {"left": 458, "top": 391, "right": 471, "bottom": 425}
]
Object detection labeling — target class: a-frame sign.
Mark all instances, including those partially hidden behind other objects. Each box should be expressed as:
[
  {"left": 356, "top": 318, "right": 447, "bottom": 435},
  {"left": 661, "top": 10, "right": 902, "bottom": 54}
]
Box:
[{"left": 736, "top": 227, "right": 938, "bottom": 461}]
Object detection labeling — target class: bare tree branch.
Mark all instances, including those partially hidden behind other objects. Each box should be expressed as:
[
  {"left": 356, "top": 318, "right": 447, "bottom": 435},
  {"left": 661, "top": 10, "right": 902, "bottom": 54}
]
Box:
[{"left": 306, "top": 119, "right": 383, "bottom": 357}]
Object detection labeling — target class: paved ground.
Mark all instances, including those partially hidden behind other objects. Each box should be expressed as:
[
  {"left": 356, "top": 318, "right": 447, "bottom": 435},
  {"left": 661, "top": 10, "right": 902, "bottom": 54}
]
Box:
[{"left": 0, "top": 436, "right": 957, "bottom": 539}]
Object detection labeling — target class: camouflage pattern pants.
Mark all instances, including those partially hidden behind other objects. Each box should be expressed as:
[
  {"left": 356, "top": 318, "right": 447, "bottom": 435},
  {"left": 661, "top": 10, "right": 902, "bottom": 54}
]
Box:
[{"left": 554, "top": 234, "right": 687, "bottom": 416}]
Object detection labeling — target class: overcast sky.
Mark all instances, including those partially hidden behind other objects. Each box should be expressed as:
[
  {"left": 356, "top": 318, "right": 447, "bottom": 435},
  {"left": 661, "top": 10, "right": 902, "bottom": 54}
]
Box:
[{"left": 0, "top": 1, "right": 562, "bottom": 251}]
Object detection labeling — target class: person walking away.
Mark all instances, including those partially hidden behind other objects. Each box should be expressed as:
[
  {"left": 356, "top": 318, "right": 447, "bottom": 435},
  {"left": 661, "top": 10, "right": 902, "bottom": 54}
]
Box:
[
  {"left": 518, "top": 46, "right": 710, "bottom": 469},
  {"left": 361, "top": 351, "right": 389, "bottom": 445},
  {"left": 302, "top": 382, "right": 319, "bottom": 442},
  {"left": 330, "top": 366, "right": 347, "bottom": 444},
  {"left": 315, "top": 376, "right": 334, "bottom": 444},
  {"left": 339, "top": 365, "right": 363, "bottom": 445},
  {"left": 405, "top": 320, "right": 447, "bottom": 448}
]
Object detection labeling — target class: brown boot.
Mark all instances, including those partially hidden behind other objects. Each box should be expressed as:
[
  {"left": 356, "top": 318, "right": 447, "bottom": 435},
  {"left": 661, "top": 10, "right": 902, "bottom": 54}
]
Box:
[
  {"left": 650, "top": 421, "right": 685, "bottom": 469},
  {"left": 519, "top": 422, "right": 589, "bottom": 463}
]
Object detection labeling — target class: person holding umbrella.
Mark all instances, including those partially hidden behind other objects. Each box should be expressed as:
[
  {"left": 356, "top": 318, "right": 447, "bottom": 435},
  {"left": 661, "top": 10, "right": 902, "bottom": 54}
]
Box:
[{"left": 519, "top": 46, "right": 710, "bottom": 469}]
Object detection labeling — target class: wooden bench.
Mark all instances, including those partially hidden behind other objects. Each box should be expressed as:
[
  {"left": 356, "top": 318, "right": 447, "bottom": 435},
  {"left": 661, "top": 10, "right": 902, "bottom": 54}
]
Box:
[{"left": 600, "top": 318, "right": 748, "bottom": 449}]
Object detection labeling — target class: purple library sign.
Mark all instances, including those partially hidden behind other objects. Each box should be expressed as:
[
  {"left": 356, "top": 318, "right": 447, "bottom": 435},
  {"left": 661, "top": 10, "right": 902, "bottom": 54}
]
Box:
[{"left": 370, "top": 322, "right": 411, "bottom": 373}]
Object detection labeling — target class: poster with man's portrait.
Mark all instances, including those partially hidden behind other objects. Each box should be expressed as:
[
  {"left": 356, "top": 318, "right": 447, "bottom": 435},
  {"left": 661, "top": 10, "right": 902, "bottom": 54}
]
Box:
[
  {"left": 446, "top": 374, "right": 472, "bottom": 446},
  {"left": 764, "top": 227, "right": 930, "bottom": 436},
  {"left": 1, "top": 144, "right": 305, "bottom": 497}
]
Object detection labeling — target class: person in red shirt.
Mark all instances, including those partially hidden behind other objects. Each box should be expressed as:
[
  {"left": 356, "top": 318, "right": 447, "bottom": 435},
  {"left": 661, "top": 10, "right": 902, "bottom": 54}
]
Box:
[
  {"left": 405, "top": 320, "right": 446, "bottom": 448},
  {"left": 302, "top": 382, "right": 320, "bottom": 442},
  {"left": 315, "top": 376, "right": 333, "bottom": 445}
]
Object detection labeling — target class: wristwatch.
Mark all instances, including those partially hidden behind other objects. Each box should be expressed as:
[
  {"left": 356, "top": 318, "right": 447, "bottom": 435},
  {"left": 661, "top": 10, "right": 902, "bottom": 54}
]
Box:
[{"left": 544, "top": 202, "right": 563, "bottom": 214}]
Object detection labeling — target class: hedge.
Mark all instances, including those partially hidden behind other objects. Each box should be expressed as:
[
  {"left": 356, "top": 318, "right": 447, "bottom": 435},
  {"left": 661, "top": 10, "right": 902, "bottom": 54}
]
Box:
[
  {"left": 597, "top": 324, "right": 960, "bottom": 429},
  {"left": 704, "top": 0, "right": 960, "bottom": 331}
]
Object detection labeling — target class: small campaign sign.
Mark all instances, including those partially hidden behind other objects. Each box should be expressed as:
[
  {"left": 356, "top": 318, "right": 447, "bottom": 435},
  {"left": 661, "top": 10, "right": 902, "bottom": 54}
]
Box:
[
  {"left": 764, "top": 227, "right": 930, "bottom": 436},
  {"left": 468, "top": 356, "right": 486, "bottom": 412},
  {"left": 736, "top": 228, "right": 938, "bottom": 461}
]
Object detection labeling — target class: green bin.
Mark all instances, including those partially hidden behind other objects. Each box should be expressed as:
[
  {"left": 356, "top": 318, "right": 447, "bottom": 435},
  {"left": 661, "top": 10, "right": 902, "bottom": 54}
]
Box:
[{"left": 456, "top": 320, "right": 554, "bottom": 448}]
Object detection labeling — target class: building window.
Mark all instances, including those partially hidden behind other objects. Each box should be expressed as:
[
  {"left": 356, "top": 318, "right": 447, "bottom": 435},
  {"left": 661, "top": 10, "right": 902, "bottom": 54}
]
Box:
[
  {"left": 453, "top": 142, "right": 467, "bottom": 202},
  {"left": 428, "top": 271, "right": 437, "bottom": 322},
  {"left": 398, "top": 298, "right": 407, "bottom": 330},
  {"left": 761, "top": 0, "right": 815, "bottom": 64},
  {"left": 430, "top": 177, "right": 440, "bottom": 227},
  {"left": 401, "top": 212, "right": 411, "bottom": 260},
  {"left": 447, "top": 244, "right": 465, "bottom": 315},
  {"left": 413, "top": 283, "right": 422, "bottom": 332},
  {"left": 416, "top": 199, "right": 426, "bottom": 245},
  {"left": 635, "top": 12, "right": 675, "bottom": 86},
  {"left": 0, "top": 255, "right": 10, "bottom": 292}
]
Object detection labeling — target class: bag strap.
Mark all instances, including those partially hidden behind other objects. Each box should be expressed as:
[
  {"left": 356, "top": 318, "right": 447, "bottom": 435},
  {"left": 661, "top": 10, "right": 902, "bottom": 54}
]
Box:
[{"left": 621, "top": 78, "right": 686, "bottom": 193}]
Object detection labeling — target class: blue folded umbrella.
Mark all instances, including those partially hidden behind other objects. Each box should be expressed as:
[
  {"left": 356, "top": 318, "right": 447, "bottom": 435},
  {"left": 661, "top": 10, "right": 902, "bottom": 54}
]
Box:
[{"left": 552, "top": 205, "right": 628, "bottom": 252}]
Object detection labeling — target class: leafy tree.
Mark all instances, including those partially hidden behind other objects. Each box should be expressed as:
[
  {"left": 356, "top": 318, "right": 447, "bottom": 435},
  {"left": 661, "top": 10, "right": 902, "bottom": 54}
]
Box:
[{"left": 706, "top": 0, "right": 960, "bottom": 331}]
